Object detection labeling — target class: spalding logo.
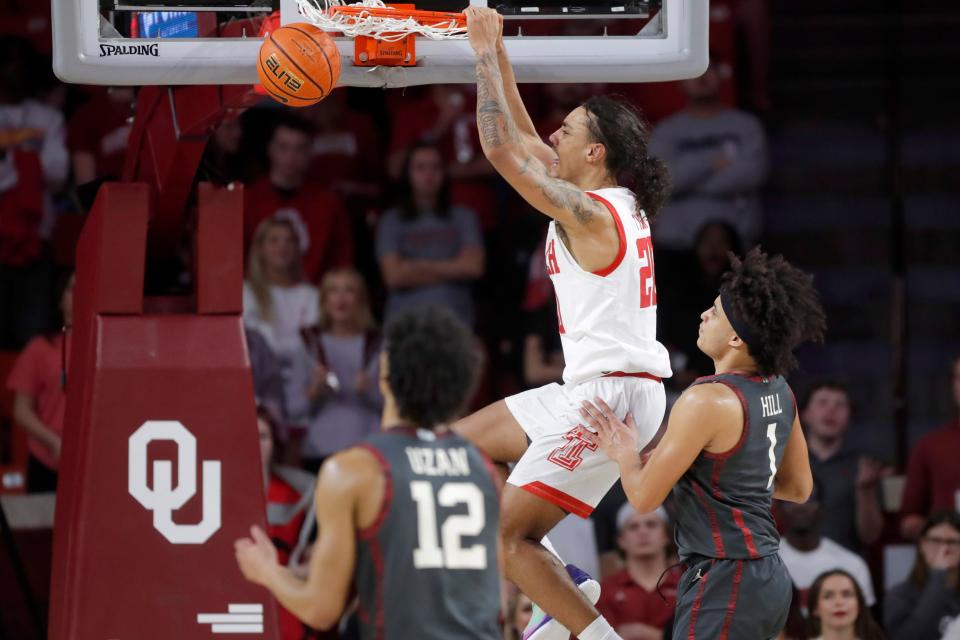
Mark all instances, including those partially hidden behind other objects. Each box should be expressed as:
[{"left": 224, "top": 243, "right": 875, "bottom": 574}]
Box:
[
  {"left": 99, "top": 43, "right": 160, "bottom": 57},
  {"left": 265, "top": 53, "right": 304, "bottom": 92}
]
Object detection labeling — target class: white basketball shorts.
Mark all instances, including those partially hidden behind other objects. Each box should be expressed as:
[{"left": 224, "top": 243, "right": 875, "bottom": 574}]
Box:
[{"left": 504, "top": 374, "right": 665, "bottom": 518}]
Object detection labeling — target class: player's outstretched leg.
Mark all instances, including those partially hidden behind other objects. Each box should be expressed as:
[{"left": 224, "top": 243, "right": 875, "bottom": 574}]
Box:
[
  {"left": 453, "top": 399, "right": 530, "bottom": 464},
  {"left": 500, "top": 485, "right": 622, "bottom": 640}
]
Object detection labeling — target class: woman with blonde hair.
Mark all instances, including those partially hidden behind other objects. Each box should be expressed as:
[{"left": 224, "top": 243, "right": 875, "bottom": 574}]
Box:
[
  {"left": 243, "top": 217, "right": 320, "bottom": 423},
  {"left": 298, "top": 267, "right": 382, "bottom": 472}
]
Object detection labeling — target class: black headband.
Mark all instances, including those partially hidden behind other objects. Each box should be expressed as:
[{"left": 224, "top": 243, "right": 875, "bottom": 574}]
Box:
[{"left": 720, "top": 289, "right": 758, "bottom": 350}]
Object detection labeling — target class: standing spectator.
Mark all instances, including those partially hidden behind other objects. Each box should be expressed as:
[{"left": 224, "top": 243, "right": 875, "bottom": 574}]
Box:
[
  {"left": 376, "top": 142, "right": 485, "bottom": 328},
  {"left": 802, "top": 380, "right": 886, "bottom": 551},
  {"left": 596, "top": 504, "right": 679, "bottom": 640},
  {"left": 5, "top": 270, "right": 72, "bottom": 492},
  {"left": 298, "top": 268, "right": 383, "bottom": 472},
  {"left": 778, "top": 481, "right": 877, "bottom": 609},
  {"left": 0, "top": 36, "right": 66, "bottom": 348},
  {"left": 806, "top": 569, "right": 886, "bottom": 640},
  {"left": 244, "top": 113, "right": 354, "bottom": 282},
  {"left": 0, "top": 145, "right": 46, "bottom": 348},
  {"left": 900, "top": 355, "right": 960, "bottom": 540},
  {"left": 648, "top": 57, "right": 768, "bottom": 250},
  {"left": 386, "top": 85, "right": 498, "bottom": 230},
  {"left": 67, "top": 86, "right": 135, "bottom": 184},
  {"left": 243, "top": 217, "right": 319, "bottom": 424},
  {"left": 199, "top": 112, "right": 248, "bottom": 186},
  {"left": 885, "top": 510, "right": 960, "bottom": 639}
]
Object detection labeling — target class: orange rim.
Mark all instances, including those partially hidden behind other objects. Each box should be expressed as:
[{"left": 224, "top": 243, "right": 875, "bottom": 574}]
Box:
[{"left": 329, "top": 5, "right": 466, "bottom": 27}]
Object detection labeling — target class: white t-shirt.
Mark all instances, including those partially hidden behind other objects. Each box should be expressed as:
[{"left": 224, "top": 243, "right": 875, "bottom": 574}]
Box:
[
  {"left": 243, "top": 281, "right": 320, "bottom": 421},
  {"left": 779, "top": 537, "right": 876, "bottom": 606}
]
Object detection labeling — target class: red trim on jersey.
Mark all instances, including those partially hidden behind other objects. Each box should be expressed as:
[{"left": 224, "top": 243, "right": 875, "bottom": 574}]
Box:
[
  {"left": 368, "top": 535, "right": 386, "bottom": 640},
  {"left": 687, "top": 566, "right": 710, "bottom": 639},
  {"left": 702, "top": 379, "right": 751, "bottom": 461},
  {"left": 691, "top": 481, "right": 726, "bottom": 558},
  {"left": 709, "top": 458, "right": 726, "bottom": 498},
  {"left": 479, "top": 451, "right": 504, "bottom": 500},
  {"left": 719, "top": 560, "right": 745, "bottom": 640},
  {"left": 355, "top": 443, "right": 394, "bottom": 540},
  {"left": 602, "top": 371, "right": 663, "bottom": 383},
  {"left": 731, "top": 508, "right": 760, "bottom": 559},
  {"left": 521, "top": 481, "right": 593, "bottom": 518},
  {"left": 587, "top": 192, "right": 627, "bottom": 277}
]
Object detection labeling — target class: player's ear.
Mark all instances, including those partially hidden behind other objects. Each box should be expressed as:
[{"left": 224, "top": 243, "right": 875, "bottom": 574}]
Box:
[
  {"left": 728, "top": 333, "right": 745, "bottom": 350},
  {"left": 586, "top": 142, "right": 606, "bottom": 166}
]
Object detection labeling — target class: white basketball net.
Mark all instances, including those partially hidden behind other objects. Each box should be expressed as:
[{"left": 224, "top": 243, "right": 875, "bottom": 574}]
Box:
[{"left": 296, "top": 0, "right": 468, "bottom": 42}]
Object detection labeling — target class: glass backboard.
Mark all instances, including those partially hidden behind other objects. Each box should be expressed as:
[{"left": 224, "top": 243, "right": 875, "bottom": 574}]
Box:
[{"left": 51, "top": 0, "right": 709, "bottom": 87}]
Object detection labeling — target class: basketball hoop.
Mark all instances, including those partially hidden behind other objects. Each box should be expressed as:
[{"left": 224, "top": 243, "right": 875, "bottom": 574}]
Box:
[{"left": 297, "top": 0, "right": 467, "bottom": 67}]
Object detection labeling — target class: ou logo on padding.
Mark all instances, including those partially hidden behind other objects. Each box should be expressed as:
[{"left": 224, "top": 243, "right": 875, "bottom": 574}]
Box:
[{"left": 128, "top": 420, "right": 221, "bottom": 544}]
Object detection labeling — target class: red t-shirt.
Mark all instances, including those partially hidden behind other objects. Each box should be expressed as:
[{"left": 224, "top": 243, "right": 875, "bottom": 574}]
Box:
[
  {"left": 596, "top": 565, "right": 681, "bottom": 633},
  {"left": 244, "top": 179, "right": 354, "bottom": 282},
  {"left": 901, "top": 420, "right": 960, "bottom": 516},
  {"left": 5, "top": 333, "right": 69, "bottom": 470}
]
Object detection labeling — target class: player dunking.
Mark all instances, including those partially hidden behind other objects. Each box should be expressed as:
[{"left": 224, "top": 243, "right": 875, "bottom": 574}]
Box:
[
  {"left": 455, "top": 8, "right": 672, "bottom": 640},
  {"left": 235, "top": 308, "right": 501, "bottom": 639},
  {"left": 580, "top": 249, "right": 826, "bottom": 638}
]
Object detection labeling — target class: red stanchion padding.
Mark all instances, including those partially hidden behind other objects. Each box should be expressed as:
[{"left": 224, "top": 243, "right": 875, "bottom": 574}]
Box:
[{"left": 49, "top": 182, "right": 279, "bottom": 639}]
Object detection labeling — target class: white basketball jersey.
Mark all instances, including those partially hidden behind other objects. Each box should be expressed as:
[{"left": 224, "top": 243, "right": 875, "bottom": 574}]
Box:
[{"left": 545, "top": 187, "right": 672, "bottom": 385}]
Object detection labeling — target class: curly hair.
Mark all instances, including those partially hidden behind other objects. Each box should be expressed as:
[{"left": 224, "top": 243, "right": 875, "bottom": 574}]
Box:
[
  {"left": 720, "top": 247, "right": 826, "bottom": 377},
  {"left": 581, "top": 95, "right": 671, "bottom": 219},
  {"left": 384, "top": 307, "right": 477, "bottom": 429}
]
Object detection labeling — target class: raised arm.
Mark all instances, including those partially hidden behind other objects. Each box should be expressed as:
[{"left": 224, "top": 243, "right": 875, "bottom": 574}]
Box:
[
  {"left": 466, "top": 8, "right": 610, "bottom": 237},
  {"left": 494, "top": 32, "right": 557, "bottom": 169}
]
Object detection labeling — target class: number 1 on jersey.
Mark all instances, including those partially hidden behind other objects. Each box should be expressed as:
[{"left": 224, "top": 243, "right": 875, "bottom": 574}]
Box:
[
  {"left": 766, "top": 423, "right": 778, "bottom": 489},
  {"left": 637, "top": 237, "right": 657, "bottom": 308}
]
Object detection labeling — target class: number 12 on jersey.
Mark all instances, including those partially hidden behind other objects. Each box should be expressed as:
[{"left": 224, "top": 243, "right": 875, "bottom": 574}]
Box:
[{"left": 411, "top": 481, "right": 488, "bottom": 570}]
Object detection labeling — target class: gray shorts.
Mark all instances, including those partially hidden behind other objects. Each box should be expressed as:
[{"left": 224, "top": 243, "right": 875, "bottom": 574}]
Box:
[{"left": 673, "top": 554, "right": 792, "bottom": 640}]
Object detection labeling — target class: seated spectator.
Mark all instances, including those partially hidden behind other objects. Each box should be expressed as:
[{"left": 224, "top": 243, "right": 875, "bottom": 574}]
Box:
[
  {"left": 298, "top": 268, "right": 383, "bottom": 472},
  {"left": 5, "top": 270, "right": 72, "bottom": 492},
  {"left": 648, "top": 57, "right": 768, "bottom": 250},
  {"left": 596, "top": 504, "right": 679, "bottom": 640},
  {"left": 505, "top": 589, "right": 534, "bottom": 640},
  {"left": 806, "top": 569, "right": 886, "bottom": 640},
  {"left": 244, "top": 113, "right": 354, "bottom": 282},
  {"left": 522, "top": 301, "right": 563, "bottom": 389},
  {"left": 885, "top": 510, "right": 960, "bottom": 639},
  {"left": 243, "top": 217, "right": 319, "bottom": 423},
  {"left": 67, "top": 86, "right": 135, "bottom": 185},
  {"left": 256, "top": 406, "right": 337, "bottom": 640},
  {"left": 778, "top": 481, "right": 876, "bottom": 608},
  {"left": 900, "top": 355, "right": 960, "bottom": 540},
  {"left": 376, "top": 142, "right": 485, "bottom": 328},
  {"left": 657, "top": 220, "right": 742, "bottom": 384},
  {"left": 802, "top": 380, "right": 886, "bottom": 551}
]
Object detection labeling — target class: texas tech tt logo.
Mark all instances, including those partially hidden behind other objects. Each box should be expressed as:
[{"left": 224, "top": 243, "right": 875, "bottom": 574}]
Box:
[
  {"left": 548, "top": 425, "right": 597, "bottom": 471},
  {"left": 128, "top": 420, "right": 221, "bottom": 544}
]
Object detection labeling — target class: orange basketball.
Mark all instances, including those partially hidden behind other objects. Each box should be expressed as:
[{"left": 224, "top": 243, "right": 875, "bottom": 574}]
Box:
[{"left": 257, "top": 23, "right": 341, "bottom": 107}]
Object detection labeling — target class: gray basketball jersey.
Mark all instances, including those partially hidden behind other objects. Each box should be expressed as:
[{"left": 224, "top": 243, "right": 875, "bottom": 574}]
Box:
[
  {"left": 673, "top": 373, "right": 796, "bottom": 561},
  {"left": 354, "top": 427, "right": 501, "bottom": 640}
]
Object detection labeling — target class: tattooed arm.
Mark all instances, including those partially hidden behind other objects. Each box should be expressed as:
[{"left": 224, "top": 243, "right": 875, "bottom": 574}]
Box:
[
  {"left": 495, "top": 37, "right": 557, "bottom": 168},
  {"left": 467, "top": 7, "right": 608, "bottom": 233}
]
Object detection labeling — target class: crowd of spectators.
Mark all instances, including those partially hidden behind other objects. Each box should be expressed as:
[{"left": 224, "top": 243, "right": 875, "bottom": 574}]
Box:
[{"left": 1, "top": 7, "right": 958, "bottom": 638}]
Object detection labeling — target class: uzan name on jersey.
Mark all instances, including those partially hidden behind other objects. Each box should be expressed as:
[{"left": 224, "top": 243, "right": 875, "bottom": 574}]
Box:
[{"left": 545, "top": 187, "right": 672, "bottom": 385}]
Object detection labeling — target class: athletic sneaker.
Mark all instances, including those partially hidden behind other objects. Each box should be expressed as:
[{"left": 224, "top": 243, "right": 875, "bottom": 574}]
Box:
[{"left": 522, "top": 564, "right": 601, "bottom": 640}]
